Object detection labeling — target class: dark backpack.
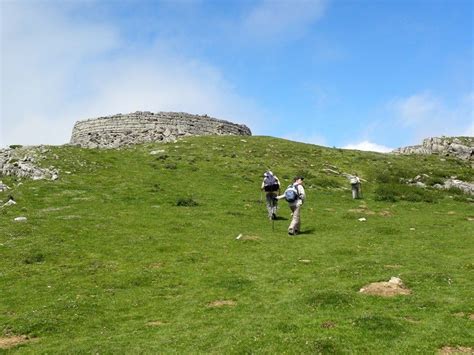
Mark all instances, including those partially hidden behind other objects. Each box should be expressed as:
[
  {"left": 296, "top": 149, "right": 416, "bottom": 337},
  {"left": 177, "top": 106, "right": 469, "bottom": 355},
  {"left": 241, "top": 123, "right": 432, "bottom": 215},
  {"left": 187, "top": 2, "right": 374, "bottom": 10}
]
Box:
[
  {"left": 263, "top": 172, "right": 279, "bottom": 192},
  {"left": 284, "top": 184, "right": 299, "bottom": 202}
]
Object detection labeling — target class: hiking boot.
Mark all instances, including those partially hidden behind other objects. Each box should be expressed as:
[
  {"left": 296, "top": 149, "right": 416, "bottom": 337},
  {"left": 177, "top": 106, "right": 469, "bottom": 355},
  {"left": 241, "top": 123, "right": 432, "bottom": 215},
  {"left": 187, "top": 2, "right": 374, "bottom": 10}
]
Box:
[
  {"left": 288, "top": 229, "right": 294, "bottom": 236},
  {"left": 272, "top": 213, "right": 277, "bottom": 220}
]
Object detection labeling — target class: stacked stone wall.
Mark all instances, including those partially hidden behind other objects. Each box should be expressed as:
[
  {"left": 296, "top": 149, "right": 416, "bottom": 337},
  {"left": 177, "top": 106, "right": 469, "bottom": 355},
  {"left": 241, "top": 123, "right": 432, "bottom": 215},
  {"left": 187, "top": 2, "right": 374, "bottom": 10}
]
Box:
[{"left": 70, "top": 111, "right": 252, "bottom": 148}]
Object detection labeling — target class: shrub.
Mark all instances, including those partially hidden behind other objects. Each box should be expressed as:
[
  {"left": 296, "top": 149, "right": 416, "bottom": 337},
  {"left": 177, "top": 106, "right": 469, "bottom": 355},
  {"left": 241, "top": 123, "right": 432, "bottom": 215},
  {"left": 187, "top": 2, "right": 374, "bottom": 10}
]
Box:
[
  {"left": 312, "top": 176, "right": 343, "bottom": 189},
  {"left": 374, "top": 184, "right": 438, "bottom": 203},
  {"left": 374, "top": 184, "right": 399, "bottom": 202},
  {"left": 165, "top": 163, "right": 177, "bottom": 170},
  {"left": 24, "top": 253, "right": 45, "bottom": 264},
  {"left": 176, "top": 197, "right": 199, "bottom": 207},
  {"left": 9, "top": 145, "right": 23, "bottom": 149}
]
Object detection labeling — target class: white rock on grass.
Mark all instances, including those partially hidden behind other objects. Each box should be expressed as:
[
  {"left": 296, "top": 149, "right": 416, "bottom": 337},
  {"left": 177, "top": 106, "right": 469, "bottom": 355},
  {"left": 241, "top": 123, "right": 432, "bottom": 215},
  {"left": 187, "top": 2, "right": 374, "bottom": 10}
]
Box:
[
  {"left": 14, "top": 216, "right": 27, "bottom": 222},
  {"left": 3, "top": 200, "right": 16, "bottom": 207}
]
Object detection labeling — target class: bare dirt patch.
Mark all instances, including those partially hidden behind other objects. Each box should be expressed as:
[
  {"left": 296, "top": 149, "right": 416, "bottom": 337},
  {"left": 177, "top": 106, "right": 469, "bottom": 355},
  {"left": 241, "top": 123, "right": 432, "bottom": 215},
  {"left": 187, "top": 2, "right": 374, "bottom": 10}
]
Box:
[
  {"left": 348, "top": 208, "right": 376, "bottom": 215},
  {"left": 384, "top": 264, "right": 402, "bottom": 269},
  {"left": 439, "top": 346, "right": 474, "bottom": 354},
  {"left": 321, "top": 321, "right": 336, "bottom": 329},
  {"left": 0, "top": 335, "right": 33, "bottom": 349},
  {"left": 207, "top": 300, "right": 236, "bottom": 308},
  {"left": 148, "top": 262, "right": 163, "bottom": 269},
  {"left": 236, "top": 234, "right": 260, "bottom": 241},
  {"left": 359, "top": 277, "right": 411, "bottom": 297},
  {"left": 469, "top": 314, "right": 474, "bottom": 321}
]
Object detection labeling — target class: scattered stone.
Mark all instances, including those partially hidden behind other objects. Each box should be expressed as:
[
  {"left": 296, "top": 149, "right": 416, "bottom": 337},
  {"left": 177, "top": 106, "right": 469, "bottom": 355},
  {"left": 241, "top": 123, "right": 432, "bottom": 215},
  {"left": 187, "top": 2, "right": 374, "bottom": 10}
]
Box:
[
  {"left": 359, "top": 277, "right": 411, "bottom": 297},
  {"left": 0, "top": 146, "right": 59, "bottom": 180},
  {"left": 13, "top": 216, "right": 27, "bottom": 222},
  {"left": 2, "top": 199, "right": 16, "bottom": 207},
  {"left": 441, "top": 178, "right": 474, "bottom": 195},
  {"left": 0, "top": 181, "right": 10, "bottom": 192},
  {"left": 410, "top": 228, "right": 416, "bottom": 231},
  {"left": 150, "top": 150, "right": 166, "bottom": 155},
  {"left": 207, "top": 300, "right": 236, "bottom": 308},
  {"left": 298, "top": 259, "right": 311, "bottom": 264},
  {"left": 236, "top": 235, "right": 260, "bottom": 241},
  {"left": 358, "top": 217, "right": 367, "bottom": 222},
  {"left": 146, "top": 321, "right": 165, "bottom": 326}
]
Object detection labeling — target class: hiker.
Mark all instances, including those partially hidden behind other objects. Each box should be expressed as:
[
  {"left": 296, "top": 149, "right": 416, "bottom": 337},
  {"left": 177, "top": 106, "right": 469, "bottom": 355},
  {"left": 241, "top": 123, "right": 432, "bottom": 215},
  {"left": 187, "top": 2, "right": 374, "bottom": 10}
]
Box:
[
  {"left": 276, "top": 176, "right": 305, "bottom": 235},
  {"left": 345, "top": 173, "right": 362, "bottom": 199},
  {"left": 261, "top": 171, "right": 281, "bottom": 220}
]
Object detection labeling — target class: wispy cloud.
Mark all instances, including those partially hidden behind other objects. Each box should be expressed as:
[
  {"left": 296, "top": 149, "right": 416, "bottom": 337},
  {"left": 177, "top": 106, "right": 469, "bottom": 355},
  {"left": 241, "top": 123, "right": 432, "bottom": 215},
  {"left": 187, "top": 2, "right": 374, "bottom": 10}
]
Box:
[
  {"left": 282, "top": 132, "right": 328, "bottom": 146},
  {"left": 0, "top": 2, "right": 265, "bottom": 147},
  {"left": 341, "top": 141, "right": 393, "bottom": 153},
  {"left": 386, "top": 91, "right": 473, "bottom": 143},
  {"left": 242, "top": 0, "right": 327, "bottom": 41}
]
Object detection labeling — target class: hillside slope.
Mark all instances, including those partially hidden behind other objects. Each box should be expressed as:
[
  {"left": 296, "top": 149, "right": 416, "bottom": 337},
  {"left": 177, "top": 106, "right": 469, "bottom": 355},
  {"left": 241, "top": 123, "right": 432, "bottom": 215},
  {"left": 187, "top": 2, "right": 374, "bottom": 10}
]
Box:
[{"left": 1, "top": 136, "right": 473, "bottom": 353}]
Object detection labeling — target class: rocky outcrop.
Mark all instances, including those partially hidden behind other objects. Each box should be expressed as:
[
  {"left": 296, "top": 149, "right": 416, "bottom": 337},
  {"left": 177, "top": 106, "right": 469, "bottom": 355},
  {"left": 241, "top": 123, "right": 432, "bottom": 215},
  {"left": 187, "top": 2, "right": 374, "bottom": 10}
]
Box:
[
  {"left": 393, "top": 137, "right": 473, "bottom": 161},
  {"left": 0, "top": 147, "right": 59, "bottom": 180},
  {"left": 70, "top": 111, "right": 252, "bottom": 148},
  {"left": 434, "top": 178, "right": 474, "bottom": 195}
]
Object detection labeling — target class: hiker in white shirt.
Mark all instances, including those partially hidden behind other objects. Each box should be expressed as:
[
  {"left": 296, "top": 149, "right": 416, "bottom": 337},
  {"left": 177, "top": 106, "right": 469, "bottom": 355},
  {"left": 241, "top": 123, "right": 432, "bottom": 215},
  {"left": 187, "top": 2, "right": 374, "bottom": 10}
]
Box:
[
  {"left": 276, "top": 176, "right": 305, "bottom": 235},
  {"left": 345, "top": 173, "right": 363, "bottom": 199}
]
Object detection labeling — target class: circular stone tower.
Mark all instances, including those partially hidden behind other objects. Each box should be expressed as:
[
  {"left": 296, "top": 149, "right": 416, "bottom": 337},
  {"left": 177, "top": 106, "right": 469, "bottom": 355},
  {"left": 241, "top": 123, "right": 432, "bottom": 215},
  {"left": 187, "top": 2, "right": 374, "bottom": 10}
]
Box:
[{"left": 70, "top": 111, "right": 252, "bottom": 148}]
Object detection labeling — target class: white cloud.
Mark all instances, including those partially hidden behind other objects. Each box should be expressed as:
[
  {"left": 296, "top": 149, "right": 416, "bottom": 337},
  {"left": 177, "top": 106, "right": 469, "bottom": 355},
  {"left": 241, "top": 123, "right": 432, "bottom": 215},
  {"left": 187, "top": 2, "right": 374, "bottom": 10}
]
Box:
[
  {"left": 242, "top": 0, "right": 327, "bottom": 41},
  {"left": 387, "top": 92, "right": 473, "bottom": 142},
  {"left": 0, "top": 2, "right": 265, "bottom": 147},
  {"left": 341, "top": 141, "right": 393, "bottom": 153}
]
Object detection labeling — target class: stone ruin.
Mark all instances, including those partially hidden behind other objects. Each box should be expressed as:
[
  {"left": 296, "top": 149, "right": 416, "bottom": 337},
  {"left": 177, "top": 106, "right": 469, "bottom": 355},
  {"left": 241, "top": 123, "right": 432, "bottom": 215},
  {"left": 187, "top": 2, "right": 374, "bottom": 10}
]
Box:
[
  {"left": 70, "top": 111, "right": 252, "bottom": 148},
  {"left": 393, "top": 136, "right": 473, "bottom": 162}
]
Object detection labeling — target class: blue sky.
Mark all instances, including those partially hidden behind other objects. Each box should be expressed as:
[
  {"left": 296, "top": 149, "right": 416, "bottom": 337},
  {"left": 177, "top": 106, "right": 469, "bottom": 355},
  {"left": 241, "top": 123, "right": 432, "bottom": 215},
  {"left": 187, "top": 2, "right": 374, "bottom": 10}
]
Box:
[{"left": 1, "top": 0, "right": 473, "bottom": 151}]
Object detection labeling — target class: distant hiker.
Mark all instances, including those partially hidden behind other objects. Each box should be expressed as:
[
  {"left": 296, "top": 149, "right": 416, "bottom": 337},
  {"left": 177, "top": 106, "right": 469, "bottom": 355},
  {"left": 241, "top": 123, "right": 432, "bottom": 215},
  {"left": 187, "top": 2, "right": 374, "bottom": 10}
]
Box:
[
  {"left": 277, "top": 176, "right": 306, "bottom": 235},
  {"left": 261, "top": 171, "right": 281, "bottom": 220},
  {"left": 345, "top": 173, "right": 363, "bottom": 199}
]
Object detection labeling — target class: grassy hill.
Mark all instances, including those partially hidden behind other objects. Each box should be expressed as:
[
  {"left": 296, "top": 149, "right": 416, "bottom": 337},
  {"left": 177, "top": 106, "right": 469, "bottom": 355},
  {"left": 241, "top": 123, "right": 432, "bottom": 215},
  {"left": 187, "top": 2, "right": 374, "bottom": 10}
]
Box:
[{"left": 1, "top": 136, "right": 473, "bottom": 353}]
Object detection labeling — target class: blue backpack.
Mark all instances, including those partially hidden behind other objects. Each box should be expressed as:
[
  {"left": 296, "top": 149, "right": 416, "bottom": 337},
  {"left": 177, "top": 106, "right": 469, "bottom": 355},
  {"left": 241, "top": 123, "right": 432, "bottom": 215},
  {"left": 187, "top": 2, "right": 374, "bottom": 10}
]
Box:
[{"left": 284, "top": 184, "right": 299, "bottom": 202}]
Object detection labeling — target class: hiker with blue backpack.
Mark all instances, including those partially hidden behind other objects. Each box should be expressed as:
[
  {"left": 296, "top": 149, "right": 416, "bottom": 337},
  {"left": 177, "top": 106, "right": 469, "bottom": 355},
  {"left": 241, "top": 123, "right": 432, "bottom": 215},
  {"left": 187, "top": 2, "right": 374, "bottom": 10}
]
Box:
[
  {"left": 276, "top": 176, "right": 306, "bottom": 235},
  {"left": 261, "top": 171, "right": 281, "bottom": 220}
]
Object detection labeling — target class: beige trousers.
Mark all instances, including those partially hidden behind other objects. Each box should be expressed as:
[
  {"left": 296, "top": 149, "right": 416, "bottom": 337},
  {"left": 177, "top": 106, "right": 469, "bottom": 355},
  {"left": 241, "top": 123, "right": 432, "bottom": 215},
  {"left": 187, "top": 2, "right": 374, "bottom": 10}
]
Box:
[{"left": 288, "top": 204, "right": 301, "bottom": 234}]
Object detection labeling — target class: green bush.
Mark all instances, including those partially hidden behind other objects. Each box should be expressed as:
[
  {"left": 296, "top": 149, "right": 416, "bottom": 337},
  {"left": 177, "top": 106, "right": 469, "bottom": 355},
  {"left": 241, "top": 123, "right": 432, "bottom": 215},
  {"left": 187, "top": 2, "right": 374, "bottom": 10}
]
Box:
[
  {"left": 312, "top": 176, "right": 343, "bottom": 189},
  {"left": 374, "top": 184, "right": 399, "bottom": 202},
  {"left": 374, "top": 183, "right": 438, "bottom": 203},
  {"left": 176, "top": 197, "right": 199, "bottom": 207}
]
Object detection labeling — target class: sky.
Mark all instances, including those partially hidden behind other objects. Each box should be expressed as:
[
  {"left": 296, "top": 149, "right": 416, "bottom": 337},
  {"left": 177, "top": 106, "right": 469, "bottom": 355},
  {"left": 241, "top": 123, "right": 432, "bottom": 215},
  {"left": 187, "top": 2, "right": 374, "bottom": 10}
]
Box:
[{"left": 1, "top": 0, "right": 473, "bottom": 152}]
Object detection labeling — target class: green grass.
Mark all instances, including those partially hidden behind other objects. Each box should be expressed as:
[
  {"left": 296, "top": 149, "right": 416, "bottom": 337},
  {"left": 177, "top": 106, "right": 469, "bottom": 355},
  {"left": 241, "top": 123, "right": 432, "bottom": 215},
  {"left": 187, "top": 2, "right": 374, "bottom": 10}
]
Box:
[{"left": 1, "top": 136, "right": 473, "bottom": 353}]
